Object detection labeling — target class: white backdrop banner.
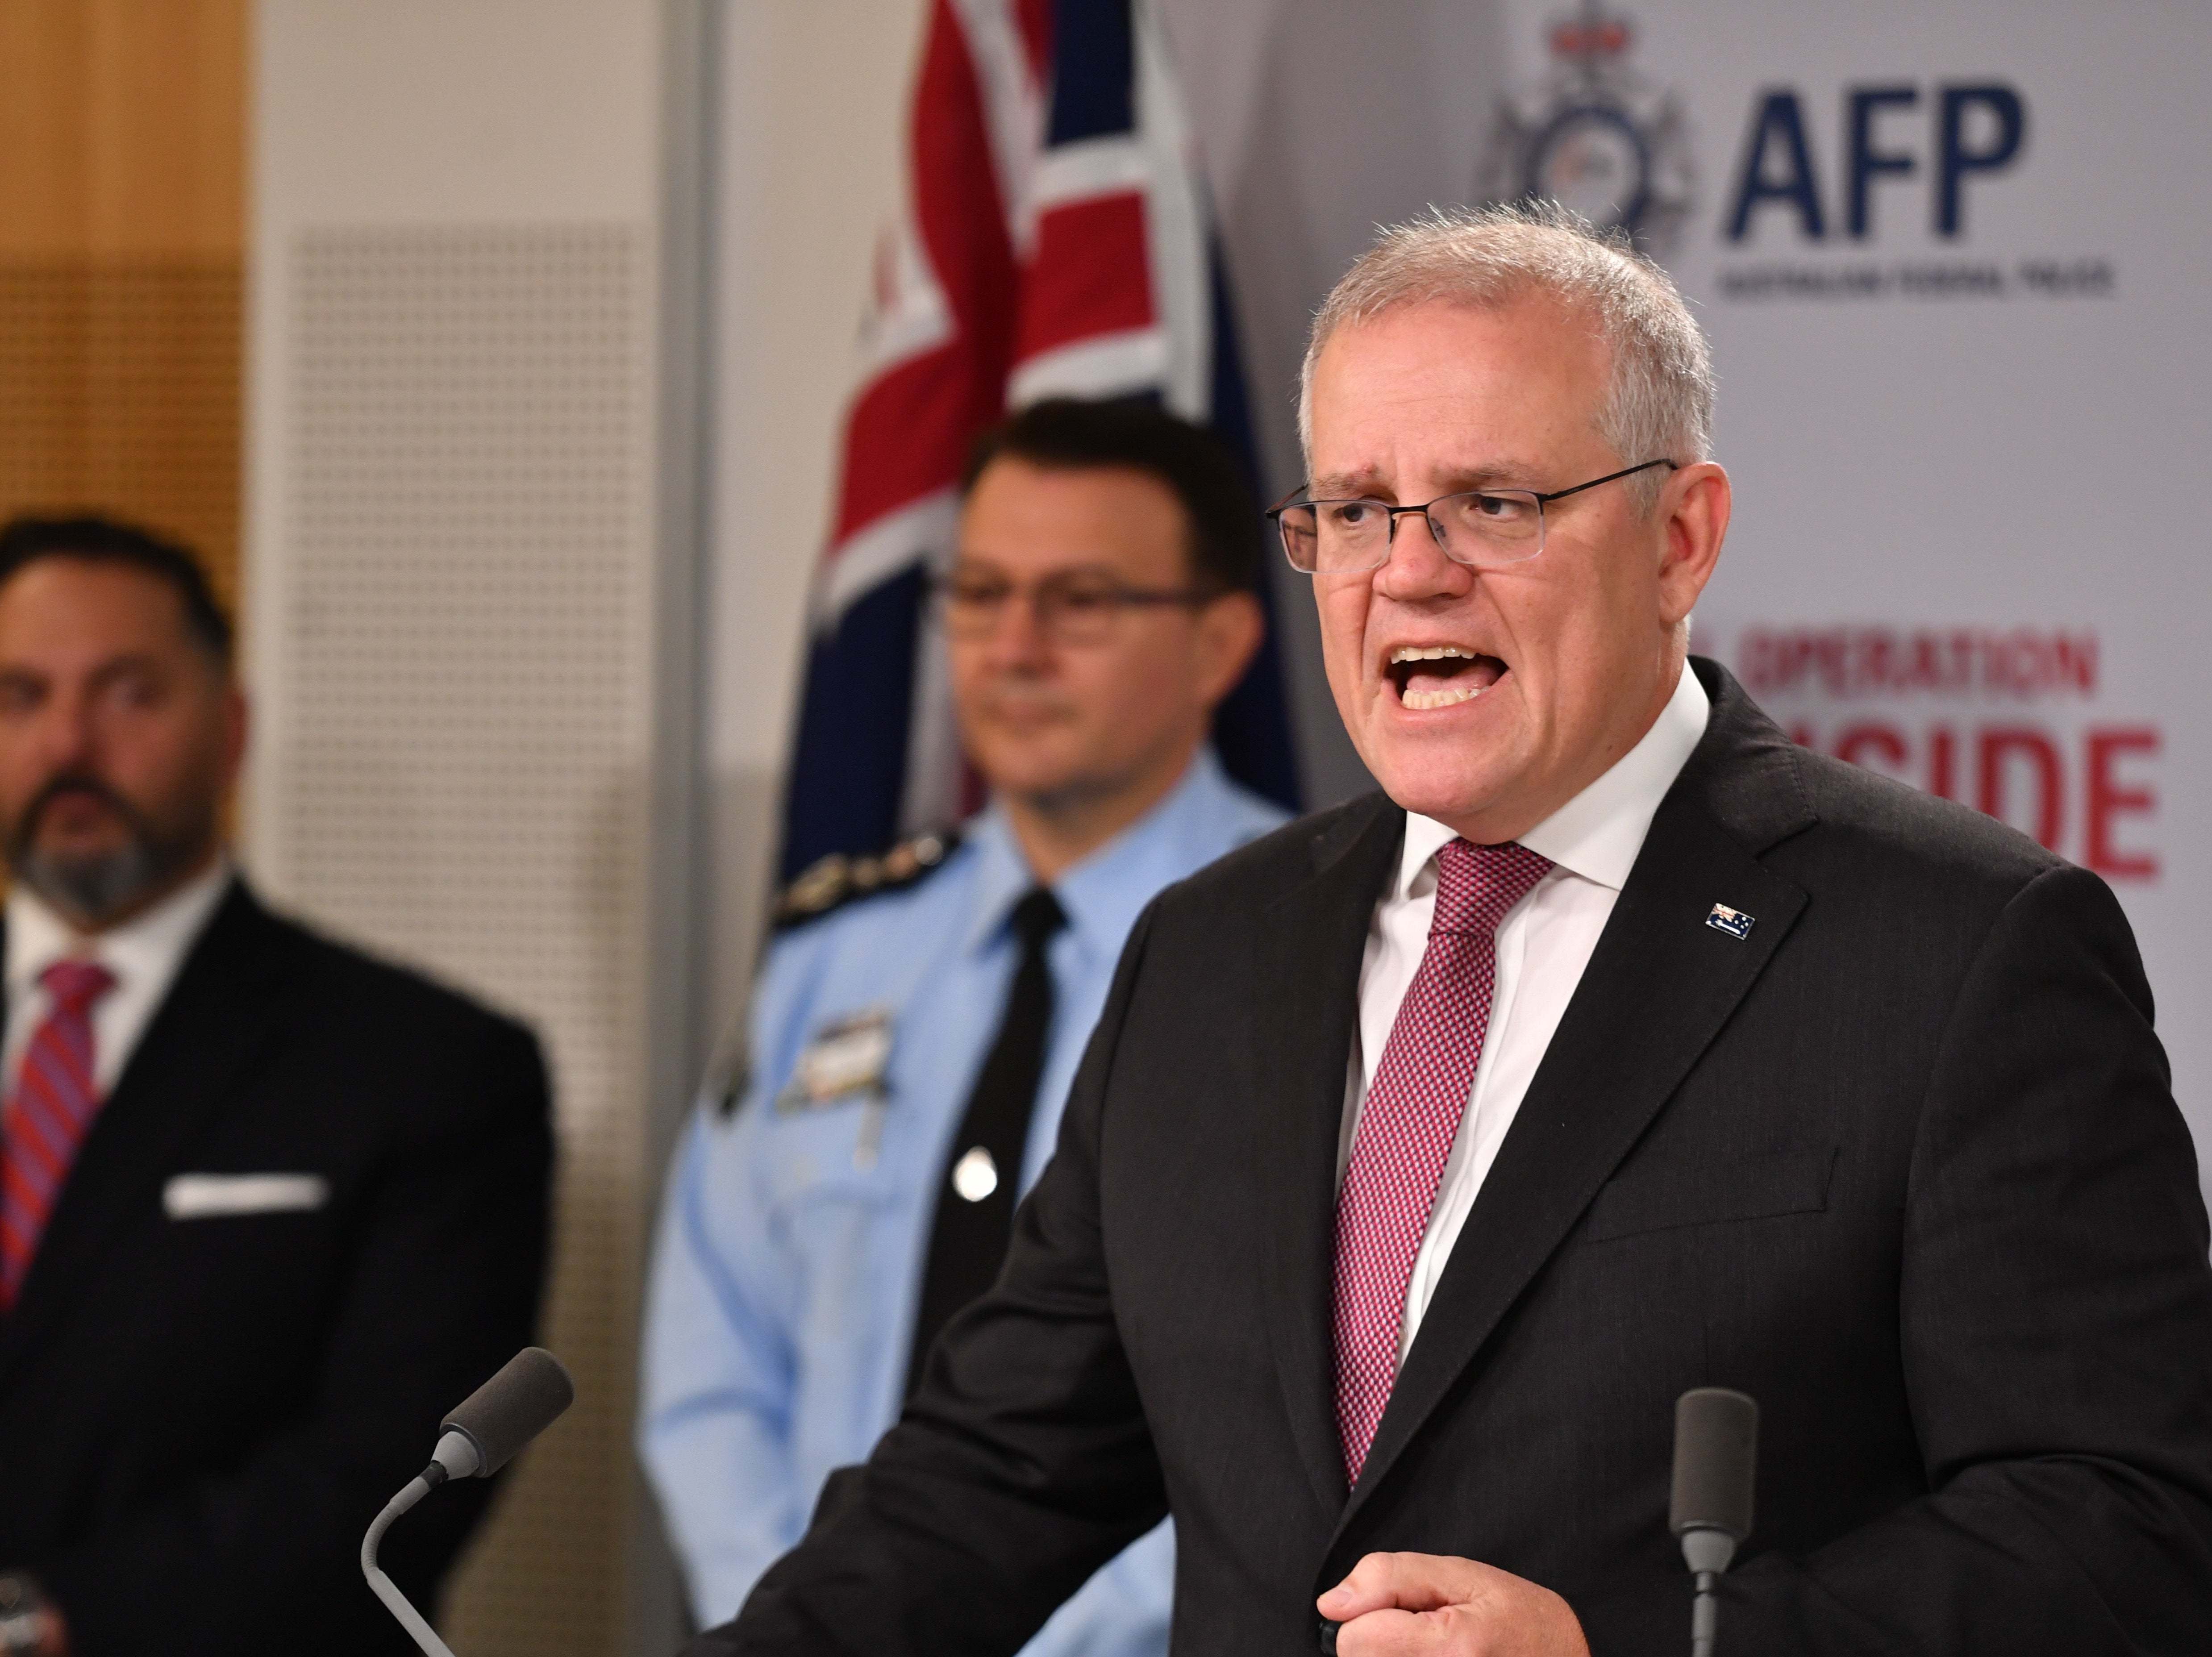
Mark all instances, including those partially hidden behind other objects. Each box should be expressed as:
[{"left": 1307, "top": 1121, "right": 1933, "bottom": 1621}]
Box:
[{"left": 1165, "top": 0, "right": 2212, "bottom": 1191}]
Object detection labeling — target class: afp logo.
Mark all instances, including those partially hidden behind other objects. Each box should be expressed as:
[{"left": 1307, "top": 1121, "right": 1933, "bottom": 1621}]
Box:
[
  {"left": 1725, "top": 82, "right": 2027, "bottom": 242},
  {"left": 1480, "top": 0, "right": 1695, "bottom": 255}
]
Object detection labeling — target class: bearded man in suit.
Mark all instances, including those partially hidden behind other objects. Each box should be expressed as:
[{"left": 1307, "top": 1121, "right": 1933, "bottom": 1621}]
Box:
[
  {"left": 0, "top": 515, "right": 552, "bottom": 1655},
  {"left": 687, "top": 204, "right": 2212, "bottom": 1657}
]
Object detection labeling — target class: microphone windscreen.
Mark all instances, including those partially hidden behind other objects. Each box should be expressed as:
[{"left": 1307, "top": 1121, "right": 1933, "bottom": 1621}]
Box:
[
  {"left": 440, "top": 1347, "right": 575, "bottom": 1476},
  {"left": 1670, "top": 1387, "right": 1758, "bottom": 1540}
]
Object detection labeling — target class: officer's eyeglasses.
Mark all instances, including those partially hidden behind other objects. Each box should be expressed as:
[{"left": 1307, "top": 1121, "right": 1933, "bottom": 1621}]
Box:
[
  {"left": 1267, "top": 458, "right": 1678, "bottom": 575},
  {"left": 930, "top": 567, "right": 1221, "bottom": 645}
]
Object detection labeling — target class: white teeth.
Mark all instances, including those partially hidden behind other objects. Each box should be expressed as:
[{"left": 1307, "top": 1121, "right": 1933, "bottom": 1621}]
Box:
[
  {"left": 1389, "top": 645, "right": 1479, "bottom": 663},
  {"left": 1402, "top": 683, "right": 1485, "bottom": 710},
  {"left": 1389, "top": 644, "right": 1495, "bottom": 709}
]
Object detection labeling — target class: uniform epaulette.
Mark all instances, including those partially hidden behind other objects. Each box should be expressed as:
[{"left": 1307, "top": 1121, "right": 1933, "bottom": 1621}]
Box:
[{"left": 771, "top": 828, "right": 962, "bottom": 931}]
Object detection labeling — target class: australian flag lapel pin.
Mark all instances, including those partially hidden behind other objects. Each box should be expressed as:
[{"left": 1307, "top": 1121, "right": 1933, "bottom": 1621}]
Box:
[{"left": 1705, "top": 903, "right": 1756, "bottom": 941}]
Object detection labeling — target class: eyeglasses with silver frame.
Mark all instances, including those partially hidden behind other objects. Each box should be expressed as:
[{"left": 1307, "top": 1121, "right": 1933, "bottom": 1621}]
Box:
[{"left": 1266, "top": 458, "right": 1678, "bottom": 575}]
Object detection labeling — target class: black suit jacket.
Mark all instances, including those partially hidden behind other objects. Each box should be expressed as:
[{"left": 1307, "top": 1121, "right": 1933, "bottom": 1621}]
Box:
[
  {"left": 0, "top": 878, "right": 553, "bottom": 1655},
  {"left": 704, "top": 660, "right": 2212, "bottom": 1657}
]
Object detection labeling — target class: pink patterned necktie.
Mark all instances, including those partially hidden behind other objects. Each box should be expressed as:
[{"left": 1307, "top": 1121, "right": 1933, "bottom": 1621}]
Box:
[
  {"left": 1333, "top": 837, "right": 1552, "bottom": 1482},
  {"left": 0, "top": 960, "right": 118, "bottom": 1310}
]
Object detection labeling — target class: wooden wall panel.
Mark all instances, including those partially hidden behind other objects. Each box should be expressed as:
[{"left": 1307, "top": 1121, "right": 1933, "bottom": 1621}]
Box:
[
  {"left": 0, "top": 0, "right": 246, "bottom": 602},
  {"left": 0, "top": 262, "right": 242, "bottom": 607}
]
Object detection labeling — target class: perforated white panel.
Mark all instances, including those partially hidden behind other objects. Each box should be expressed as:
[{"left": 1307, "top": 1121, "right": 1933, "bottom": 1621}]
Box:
[{"left": 274, "top": 225, "right": 654, "bottom": 1653}]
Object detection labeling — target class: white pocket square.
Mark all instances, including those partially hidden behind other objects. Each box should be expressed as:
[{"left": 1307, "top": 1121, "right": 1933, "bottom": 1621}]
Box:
[{"left": 163, "top": 1173, "right": 331, "bottom": 1220}]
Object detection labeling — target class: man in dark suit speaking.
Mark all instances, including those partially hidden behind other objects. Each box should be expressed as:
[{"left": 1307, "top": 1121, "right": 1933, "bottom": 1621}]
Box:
[
  {"left": 0, "top": 516, "right": 553, "bottom": 1654},
  {"left": 692, "top": 204, "right": 2212, "bottom": 1656}
]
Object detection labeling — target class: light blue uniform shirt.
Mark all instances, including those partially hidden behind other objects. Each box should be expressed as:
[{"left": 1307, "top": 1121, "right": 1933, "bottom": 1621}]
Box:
[{"left": 640, "top": 749, "right": 1287, "bottom": 1648}]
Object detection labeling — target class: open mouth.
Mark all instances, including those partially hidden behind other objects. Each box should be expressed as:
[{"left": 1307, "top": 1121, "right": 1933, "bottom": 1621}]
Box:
[{"left": 1386, "top": 645, "right": 1507, "bottom": 711}]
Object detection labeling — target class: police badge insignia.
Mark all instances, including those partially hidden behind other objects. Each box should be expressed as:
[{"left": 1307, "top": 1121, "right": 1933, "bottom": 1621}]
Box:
[
  {"left": 772, "top": 829, "right": 961, "bottom": 930},
  {"left": 1479, "top": 0, "right": 1695, "bottom": 258}
]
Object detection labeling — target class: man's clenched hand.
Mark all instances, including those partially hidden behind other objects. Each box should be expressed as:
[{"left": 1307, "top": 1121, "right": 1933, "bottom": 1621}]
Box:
[{"left": 1319, "top": 1551, "right": 1590, "bottom": 1657}]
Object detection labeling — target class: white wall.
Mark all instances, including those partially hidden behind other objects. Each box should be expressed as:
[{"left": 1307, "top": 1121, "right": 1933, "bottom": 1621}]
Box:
[{"left": 245, "top": 2, "right": 690, "bottom": 1649}]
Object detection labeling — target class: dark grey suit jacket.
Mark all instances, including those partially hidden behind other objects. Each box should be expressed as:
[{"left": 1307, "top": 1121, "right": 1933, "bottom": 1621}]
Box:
[
  {"left": 701, "top": 659, "right": 2212, "bottom": 1656},
  {"left": 0, "top": 879, "right": 553, "bottom": 1655}
]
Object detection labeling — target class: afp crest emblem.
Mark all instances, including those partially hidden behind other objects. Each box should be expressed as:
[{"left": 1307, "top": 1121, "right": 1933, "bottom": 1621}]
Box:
[{"left": 1480, "top": 0, "right": 1695, "bottom": 256}]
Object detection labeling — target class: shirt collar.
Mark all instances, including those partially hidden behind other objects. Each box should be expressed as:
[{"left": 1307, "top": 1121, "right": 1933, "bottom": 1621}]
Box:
[
  {"left": 1395, "top": 662, "right": 1712, "bottom": 897},
  {"left": 6, "top": 856, "right": 235, "bottom": 1002},
  {"left": 962, "top": 747, "right": 1244, "bottom": 958}
]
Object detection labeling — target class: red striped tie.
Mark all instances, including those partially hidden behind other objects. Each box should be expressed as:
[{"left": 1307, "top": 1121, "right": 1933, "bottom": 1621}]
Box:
[
  {"left": 1333, "top": 838, "right": 1552, "bottom": 1482},
  {"left": 0, "top": 959, "right": 118, "bottom": 1310}
]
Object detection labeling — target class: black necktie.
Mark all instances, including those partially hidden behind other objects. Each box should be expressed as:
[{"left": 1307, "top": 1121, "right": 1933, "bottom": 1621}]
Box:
[{"left": 904, "top": 886, "right": 1067, "bottom": 1398}]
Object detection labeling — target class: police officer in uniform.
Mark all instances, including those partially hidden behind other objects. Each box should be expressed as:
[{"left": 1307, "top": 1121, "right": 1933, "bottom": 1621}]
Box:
[{"left": 639, "top": 400, "right": 1291, "bottom": 1654}]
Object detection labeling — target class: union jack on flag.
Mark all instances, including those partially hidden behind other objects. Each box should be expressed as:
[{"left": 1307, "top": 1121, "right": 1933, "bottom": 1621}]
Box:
[{"left": 778, "top": 0, "right": 1300, "bottom": 881}]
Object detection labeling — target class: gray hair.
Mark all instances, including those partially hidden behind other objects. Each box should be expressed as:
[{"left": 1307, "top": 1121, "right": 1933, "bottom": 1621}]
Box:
[{"left": 1298, "top": 202, "right": 1714, "bottom": 512}]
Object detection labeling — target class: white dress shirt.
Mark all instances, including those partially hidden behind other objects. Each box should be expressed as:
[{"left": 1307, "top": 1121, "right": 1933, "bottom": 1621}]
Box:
[
  {"left": 1341, "top": 665, "right": 1711, "bottom": 1360},
  {"left": 3, "top": 858, "right": 233, "bottom": 1099}
]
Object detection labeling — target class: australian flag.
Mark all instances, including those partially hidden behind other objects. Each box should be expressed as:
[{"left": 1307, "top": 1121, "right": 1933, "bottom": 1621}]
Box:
[{"left": 777, "top": 0, "right": 1301, "bottom": 881}]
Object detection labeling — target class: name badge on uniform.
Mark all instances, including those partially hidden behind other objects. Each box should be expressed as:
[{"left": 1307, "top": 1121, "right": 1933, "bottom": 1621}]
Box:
[{"left": 776, "top": 1008, "right": 894, "bottom": 1113}]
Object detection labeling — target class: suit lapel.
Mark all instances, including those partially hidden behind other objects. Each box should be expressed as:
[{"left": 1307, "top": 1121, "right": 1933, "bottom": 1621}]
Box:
[
  {"left": 1250, "top": 796, "right": 1403, "bottom": 1516},
  {"left": 1335, "top": 664, "right": 1818, "bottom": 1535},
  {"left": 0, "top": 882, "right": 295, "bottom": 1383}
]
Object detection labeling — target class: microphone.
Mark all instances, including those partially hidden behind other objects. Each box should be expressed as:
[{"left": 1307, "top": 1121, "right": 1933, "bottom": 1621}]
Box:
[
  {"left": 362, "top": 1348, "right": 575, "bottom": 1657},
  {"left": 1670, "top": 1387, "right": 1758, "bottom": 1657},
  {"left": 437, "top": 1345, "right": 576, "bottom": 1478}
]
